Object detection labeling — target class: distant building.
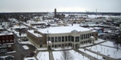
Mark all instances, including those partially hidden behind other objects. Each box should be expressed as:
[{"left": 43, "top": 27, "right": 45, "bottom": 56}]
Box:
[
  {"left": 0, "top": 31, "right": 14, "bottom": 53},
  {"left": 54, "top": 8, "right": 65, "bottom": 19},
  {"left": 27, "top": 26, "right": 98, "bottom": 49},
  {"left": 54, "top": 8, "right": 57, "bottom": 18}
]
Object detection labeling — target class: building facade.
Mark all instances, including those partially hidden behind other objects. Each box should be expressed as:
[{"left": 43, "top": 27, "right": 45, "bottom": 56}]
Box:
[
  {"left": 0, "top": 31, "right": 14, "bottom": 53},
  {"left": 27, "top": 26, "right": 98, "bottom": 49}
]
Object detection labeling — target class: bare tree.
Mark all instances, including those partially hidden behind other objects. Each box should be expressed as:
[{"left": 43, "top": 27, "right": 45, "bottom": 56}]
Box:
[{"left": 61, "top": 47, "right": 73, "bottom": 60}]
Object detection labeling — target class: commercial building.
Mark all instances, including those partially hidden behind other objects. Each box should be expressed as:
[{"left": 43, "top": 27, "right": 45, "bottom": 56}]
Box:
[
  {"left": 0, "top": 31, "right": 14, "bottom": 53},
  {"left": 27, "top": 26, "right": 98, "bottom": 49}
]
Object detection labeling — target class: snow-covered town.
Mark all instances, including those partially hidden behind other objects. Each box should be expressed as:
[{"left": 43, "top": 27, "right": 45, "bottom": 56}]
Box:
[{"left": 0, "top": 8, "right": 121, "bottom": 60}]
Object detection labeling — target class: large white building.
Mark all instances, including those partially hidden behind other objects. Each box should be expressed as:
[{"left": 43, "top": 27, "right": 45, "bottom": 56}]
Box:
[{"left": 27, "top": 25, "right": 98, "bottom": 49}]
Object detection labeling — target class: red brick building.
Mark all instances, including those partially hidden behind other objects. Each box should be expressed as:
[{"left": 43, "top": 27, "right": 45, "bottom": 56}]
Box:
[{"left": 0, "top": 31, "right": 14, "bottom": 53}]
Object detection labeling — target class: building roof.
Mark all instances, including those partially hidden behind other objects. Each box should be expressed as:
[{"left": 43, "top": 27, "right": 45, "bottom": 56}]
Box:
[
  {"left": 28, "top": 30, "right": 42, "bottom": 37},
  {"left": 38, "top": 26, "right": 91, "bottom": 34},
  {"left": 0, "top": 31, "right": 13, "bottom": 36},
  {"left": 12, "top": 25, "right": 27, "bottom": 29}
]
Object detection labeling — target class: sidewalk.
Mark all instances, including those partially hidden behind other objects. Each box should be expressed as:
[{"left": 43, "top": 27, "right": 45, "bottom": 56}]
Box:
[{"left": 49, "top": 50, "right": 54, "bottom": 60}]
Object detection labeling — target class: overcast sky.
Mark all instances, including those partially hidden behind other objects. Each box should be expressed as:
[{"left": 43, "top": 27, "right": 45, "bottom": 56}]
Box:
[{"left": 0, "top": 0, "right": 121, "bottom": 12}]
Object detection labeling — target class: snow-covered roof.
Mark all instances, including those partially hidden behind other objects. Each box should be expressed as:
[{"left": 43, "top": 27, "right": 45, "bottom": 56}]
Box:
[
  {"left": 31, "top": 21, "right": 48, "bottom": 25},
  {"left": 12, "top": 25, "right": 27, "bottom": 29},
  {"left": 28, "top": 30, "right": 42, "bottom": 37},
  {"left": 38, "top": 26, "right": 91, "bottom": 34},
  {"left": 0, "top": 31, "right": 13, "bottom": 36}
]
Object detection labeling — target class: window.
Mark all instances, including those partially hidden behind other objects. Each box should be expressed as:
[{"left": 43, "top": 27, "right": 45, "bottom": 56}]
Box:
[
  {"left": 2, "top": 40, "right": 5, "bottom": 42},
  {"left": 71, "top": 36, "right": 74, "bottom": 42},
  {"left": 55, "top": 37, "right": 57, "bottom": 42},
  {"left": 58, "top": 37, "right": 61, "bottom": 42},
  {"left": 75, "top": 36, "right": 79, "bottom": 42},
  {"left": 48, "top": 37, "right": 50, "bottom": 40},
  {"left": 6, "top": 37, "right": 8, "bottom": 39},
  {"left": 87, "top": 34, "right": 89, "bottom": 38},
  {"left": 58, "top": 44, "right": 61, "bottom": 47},
  {"left": 65, "top": 36, "right": 67, "bottom": 42},
  {"left": 40, "top": 45, "right": 42, "bottom": 47},
  {"left": 51, "top": 37, "right": 54, "bottom": 42},
  {"left": 52, "top": 44, "right": 54, "bottom": 47},
  {"left": 6, "top": 40, "right": 9, "bottom": 42},
  {"left": 10, "top": 40, "right": 13, "bottom": 42},
  {"left": 81, "top": 35, "right": 83, "bottom": 39},
  {"left": 68, "top": 43, "right": 71, "bottom": 46},
  {"left": 65, "top": 44, "right": 67, "bottom": 46},
  {"left": 10, "top": 36, "right": 12, "bottom": 39},
  {"left": 68, "top": 36, "right": 70, "bottom": 41},
  {"left": 55, "top": 45, "right": 57, "bottom": 48},
  {"left": 3, "top": 37, "right": 4, "bottom": 39},
  {"left": 62, "top": 36, "right": 64, "bottom": 42}
]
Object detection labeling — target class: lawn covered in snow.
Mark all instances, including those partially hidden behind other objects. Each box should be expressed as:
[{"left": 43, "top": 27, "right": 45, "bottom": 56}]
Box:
[
  {"left": 52, "top": 50, "right": 89, "bottom": 60},
  {"left": 87, "top": 44, "right": 121, "bottom": 59},
  {"left": 37, "top": 52, "right": 49, "bottom": 60},
  {"left": 69, "top": 50, "right": 89, "bottom": 60},
  {"left": 79, "top": 49, "right": 103, "bottom": 60}
]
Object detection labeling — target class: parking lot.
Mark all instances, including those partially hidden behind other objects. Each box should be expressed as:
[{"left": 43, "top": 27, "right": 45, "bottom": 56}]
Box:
[{"left": 0, "top": 34, "right": 36, "bottom": 60}]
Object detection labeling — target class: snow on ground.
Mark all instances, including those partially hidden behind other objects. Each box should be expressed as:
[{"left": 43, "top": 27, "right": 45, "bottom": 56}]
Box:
[
  {"left": 69, "top": 50, "right": 89, "bottom": 60},
  {"left": 53, "top": 51, "right": 62, "bottom": 60},
  {"left": 87, "top": 44, "right": 121, "bottom": 59},
  {"left": 53, "top": 50, "right": 89, "bottom": 60},
  {"left": 52, "top": 47, "right": 72, "bottom": 50},
  {"left": 37, "top": 52, "right": 49, "bottom": 60},
  {"left": 24, "top": 57, "right": 36, "bottom": 60},
  {"left": 95, "top": 39, "right": 104, "bottom": 43},
  {"left": 80, "top": 39, "right": 105, "bottom": 47},
  {"left": 101, "top": 41, "right": 116, "bottom": 47},
  {"left": 18, "top": 40, "right": 33, "bottom": 45},
  {"left": 79, "top": 49, "right": 103, "bottom": 60},
  {"left": 23, "top": 45, "right": 29, "bottom": 50},
  {"left": 80, "top": 43, "right": 92, "bottom": 47},
  {"left": 37, "top": 48, "right": 47, "bottom": 50}
]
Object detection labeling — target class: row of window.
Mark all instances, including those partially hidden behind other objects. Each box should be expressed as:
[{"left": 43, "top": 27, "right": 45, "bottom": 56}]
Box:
[
  {"left": 47, "top": 40, "right": 93, "bottom": 48},
  {"left": 0, "top": 40, "right": 14, "bottom": 43},
  {"left": 0, "top": 36, "right": 13, "bottom": 39},
  {"left": 80, "top": 40, "right": 92, "bottom": 44},
  {"left": 81, "top": 33, "right": 93, "bottom": 39},
  {"left": 48, "top": 36, "right": 79, "bottom": 43},
  {"left": 51, "top": 43, "right": 73, "bottom": 48}
]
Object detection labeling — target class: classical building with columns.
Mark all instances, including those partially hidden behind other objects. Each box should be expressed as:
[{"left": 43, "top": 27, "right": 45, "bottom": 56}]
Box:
[{"left": 27, "top": 26, "right": 98, "bottom": 49}]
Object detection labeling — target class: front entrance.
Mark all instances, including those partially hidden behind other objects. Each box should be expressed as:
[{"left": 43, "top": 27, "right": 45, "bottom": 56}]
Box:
[{"left": 48, "top": 46, "right": 51, "bottom": 50}]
